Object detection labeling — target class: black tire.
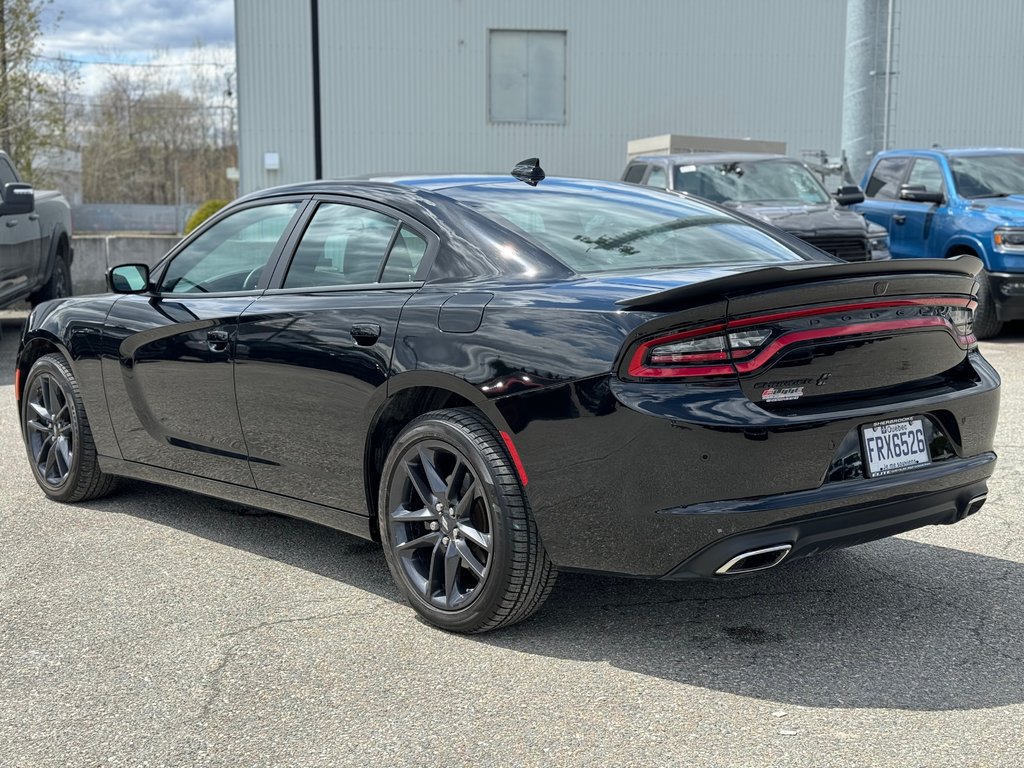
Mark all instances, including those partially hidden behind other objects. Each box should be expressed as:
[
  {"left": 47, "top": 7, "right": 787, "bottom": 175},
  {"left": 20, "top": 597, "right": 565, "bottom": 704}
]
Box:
[
  {"left": 378, "top": 408, "right": 556, "bottom": 633},
  {"left": 973, "top": 270, "right": 1003, "bottom": 340},
  {"left": 30, "top": 246, "right": 72, "bottom": 306},
  {"left": 21, "top": 353, "right": 116, "bottom": 503}
]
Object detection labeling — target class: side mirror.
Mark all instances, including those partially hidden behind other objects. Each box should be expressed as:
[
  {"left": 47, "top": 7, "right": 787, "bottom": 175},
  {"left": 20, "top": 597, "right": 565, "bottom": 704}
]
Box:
[
  {"left": 0, "top": 182, "right": 35, "bottom": 216},
  {"left": 898, "top": 183, "right": 944, "bottom": 204},
  {"left": 833, "top": 185, "right": 865, "bottom": 206},
  {"left": 108, "top": 264, "right": 151, "bottom": 294}
]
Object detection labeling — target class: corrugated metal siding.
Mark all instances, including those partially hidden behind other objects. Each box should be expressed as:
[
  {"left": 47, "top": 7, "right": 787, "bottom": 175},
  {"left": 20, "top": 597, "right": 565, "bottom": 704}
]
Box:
[
  {"left": 235, "top": 0, "right": 316, "bottom": 193},
  {"left": 891, "top": 0, "right": 1024, "bottom": 150},
  {"left": 236, "top": 1, "right": 1024, "bottom": 195},
  {"left": 237, "top": 0, "right": 849, "bottom": 193}
]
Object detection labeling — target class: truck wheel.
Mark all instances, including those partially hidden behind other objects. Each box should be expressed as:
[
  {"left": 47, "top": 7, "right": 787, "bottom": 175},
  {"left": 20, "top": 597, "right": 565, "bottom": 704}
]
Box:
[
  {"left": 973, "top": 271, "right": 1003, "bottom": 340},
  {"left": 30, "top": 247, "right": 72, "bottom": 306}
]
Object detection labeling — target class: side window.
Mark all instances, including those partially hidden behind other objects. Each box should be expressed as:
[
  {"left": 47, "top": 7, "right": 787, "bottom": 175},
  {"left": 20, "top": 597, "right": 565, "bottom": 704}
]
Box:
[
  {"left": 283, "top": 203, "right": 399, "bottom": 289},
  {"left": 160, "top": 202, "right": 301, "bottom": 293},
  {"left": 623, "top": 164, "right": 647, "bottom": 184},
  {"left": 380, "top": 226, "right": 428, "bottom": 283},
  {"left": 865, "top": 157, "right": 910, "bottom": 199},
  {"left": 0, "top": 158, "right": 17, "bottom": 187},
  {"left": 906, "top": 158, "right": 946, "bottom": 195},
  {"left": 645, "top": 166, "right": 667, "bottom": 189}
]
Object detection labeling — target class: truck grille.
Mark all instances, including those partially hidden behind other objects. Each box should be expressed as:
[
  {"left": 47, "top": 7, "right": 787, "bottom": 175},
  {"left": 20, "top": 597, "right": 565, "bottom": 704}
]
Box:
[{"left": 800, "top": 234, "right": 871, "bottom": 262}]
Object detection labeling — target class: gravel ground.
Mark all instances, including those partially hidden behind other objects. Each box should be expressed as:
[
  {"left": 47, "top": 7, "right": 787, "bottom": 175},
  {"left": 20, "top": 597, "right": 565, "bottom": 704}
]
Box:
[{"left": 1, "top": 310, "right": 1022, "bottom": 768}]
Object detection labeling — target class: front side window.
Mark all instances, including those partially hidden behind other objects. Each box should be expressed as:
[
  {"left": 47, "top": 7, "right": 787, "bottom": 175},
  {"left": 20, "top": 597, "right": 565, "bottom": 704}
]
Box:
[
  {"left": 949, "top": 153, "right": 1024, "bottom": 198},
  {"left": 622, "top": 165, "right": 647, "bottom": 184},
  {"left": 284, "top": 203, "right": 401, "bottom": 288},
  {"left": 160, "top": 202, "right": 301, "bottom": 293},
  {"left": 446, "top": 180, "right": 807, "bottom": 275},
  {"left": 672, "top": 160, "right": 829, "bottom": 205},
  {"left": 645, "top": 167, "right": 667, "bottom": 189},
  {"left": 489, "top": 30, "right": 566, "bottom": 124},
  {"left": 0, "top": 158, "right": 18, "bottom": 187},
  {"left": 906, "top": 158, "right": 946, "bottom": 195},
  {"left": 865, "top": 157, "right": 910, "bottom": 199}
]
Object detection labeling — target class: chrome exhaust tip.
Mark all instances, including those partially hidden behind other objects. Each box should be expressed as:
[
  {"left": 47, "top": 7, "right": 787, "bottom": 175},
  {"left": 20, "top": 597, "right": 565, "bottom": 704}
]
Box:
[
  {"left": 965, "top": 494, "right": 987, "bottom": 517},
  {"left": 715, "top": 544, "right": 793, "bottom": 575}
]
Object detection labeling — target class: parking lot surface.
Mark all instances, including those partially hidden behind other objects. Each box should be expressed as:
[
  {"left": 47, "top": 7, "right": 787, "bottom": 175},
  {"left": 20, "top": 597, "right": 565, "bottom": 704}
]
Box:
[{"left": 1, "top": 310, "right": 1023, "bottom": 767}]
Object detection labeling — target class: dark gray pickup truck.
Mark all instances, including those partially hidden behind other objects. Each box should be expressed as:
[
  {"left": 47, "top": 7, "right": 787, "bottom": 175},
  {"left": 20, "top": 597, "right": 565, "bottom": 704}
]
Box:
[
  {"left": 0, "top": 151, "right": 73, "bottom": 309},
  {"left": 623, "top": 153, "right": 891, "bottom": 262}
]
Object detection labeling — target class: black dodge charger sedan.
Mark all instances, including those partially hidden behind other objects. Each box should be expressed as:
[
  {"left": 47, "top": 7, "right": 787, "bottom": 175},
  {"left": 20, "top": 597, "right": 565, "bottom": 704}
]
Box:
[{"left": 16, "top": 164, "right": 999, "bottom": 633}]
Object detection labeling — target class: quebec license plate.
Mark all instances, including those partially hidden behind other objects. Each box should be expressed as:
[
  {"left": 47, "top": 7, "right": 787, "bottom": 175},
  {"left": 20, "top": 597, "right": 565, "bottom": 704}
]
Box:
[{"left": 861, "top": 417, "right": 931, "bottom": 477}]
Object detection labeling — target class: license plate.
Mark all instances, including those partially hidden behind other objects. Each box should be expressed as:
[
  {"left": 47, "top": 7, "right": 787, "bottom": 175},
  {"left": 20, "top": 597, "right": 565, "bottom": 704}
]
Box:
[{"left": 860, "top": 417, "right": 931, "bottom": 477}]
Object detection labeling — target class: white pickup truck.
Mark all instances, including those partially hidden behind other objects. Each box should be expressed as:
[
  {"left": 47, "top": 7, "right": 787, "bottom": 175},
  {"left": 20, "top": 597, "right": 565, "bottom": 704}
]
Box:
[{"left": 0, "top": 150, "right": 73, "bottom": 308}]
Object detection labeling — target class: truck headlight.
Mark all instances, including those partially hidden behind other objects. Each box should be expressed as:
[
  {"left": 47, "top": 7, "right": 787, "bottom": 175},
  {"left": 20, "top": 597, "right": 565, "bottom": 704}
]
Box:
[
  {"left": 993, "top": 228, "right": 1024, "bottom": 253},
  {"left": 868, "top": 232, "right": 890, "bottom": 258}
]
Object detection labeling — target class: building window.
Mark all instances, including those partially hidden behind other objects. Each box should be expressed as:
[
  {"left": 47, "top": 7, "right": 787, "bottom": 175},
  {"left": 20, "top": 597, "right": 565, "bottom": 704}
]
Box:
[{"left": 489, "top": 30, "right": 566, "bottom": 124}]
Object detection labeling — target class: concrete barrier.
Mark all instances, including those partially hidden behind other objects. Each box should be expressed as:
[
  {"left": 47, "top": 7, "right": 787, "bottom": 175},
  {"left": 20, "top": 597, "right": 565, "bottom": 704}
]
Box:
[{"left": 71, "top": 234, "right": 181, "bottom": 295}]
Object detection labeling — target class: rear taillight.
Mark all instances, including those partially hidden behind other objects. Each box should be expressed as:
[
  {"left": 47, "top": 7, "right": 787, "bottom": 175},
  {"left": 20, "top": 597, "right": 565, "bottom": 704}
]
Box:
[{"left": 626, "top": 298, "right": 976, "bottom": 379}]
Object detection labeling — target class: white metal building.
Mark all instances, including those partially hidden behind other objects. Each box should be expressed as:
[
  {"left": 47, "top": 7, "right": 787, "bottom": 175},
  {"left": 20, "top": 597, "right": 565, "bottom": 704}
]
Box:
[{"left": 234, "top": 0, "right": 1024, "bottom": 195}]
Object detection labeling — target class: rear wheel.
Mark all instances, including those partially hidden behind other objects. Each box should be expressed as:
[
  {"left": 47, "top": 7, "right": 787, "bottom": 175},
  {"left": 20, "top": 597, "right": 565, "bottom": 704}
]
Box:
[
  {"left": 973, "top": 270, "right": 1003, "bottom": 340},
  {"left": 378, "top": 408, "right": 556, "bottom": 633},
  {"left": 22, "top": 353, "right": 116, "bottom": 502}
]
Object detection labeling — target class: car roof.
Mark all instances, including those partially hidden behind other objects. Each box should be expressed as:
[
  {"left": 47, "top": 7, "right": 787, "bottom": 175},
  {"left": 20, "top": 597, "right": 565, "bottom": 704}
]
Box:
[
  {"left": 877, "top": 147, "right": 1024, "bottom": 159},
  {"left": 630, "top": 152, "right": 789, "bottom": 165}
]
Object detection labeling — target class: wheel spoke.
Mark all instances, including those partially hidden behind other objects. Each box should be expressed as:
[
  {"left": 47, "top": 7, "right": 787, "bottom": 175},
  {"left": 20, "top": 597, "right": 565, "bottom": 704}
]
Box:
[
  {"left": 455, "top": 540, "right": 487, "bottom": 579},
  {"left": 55, "top": 437, "right": 72, "bottom": 476},
  {"left": 454, "top": 480, "right": 479, "bottom": 518},
  {"left": 425, "top": 538, "right": 444, "bottom": 600},
  {"left": 418, "top": 448, "right": 448, "bottom": 496},
  {"left": 390, "top": 503, "right": 437, "bottom": 522},
  {"left": 34, "top": 435, "right": 54, "bottom": 465},
  {"left": 43, "top": 442, "right": 58, "bottom": 479},
  {"left": 404, "top": 460, "right": 434, "bottom": 507},
  {"left": 26, "top": 418, "right": 49, "bottom": 434},
  {"left": 456, "top": 521, "right": 491, "bottom": 552},
  {"left": 42, "top": 377, "right": 54, "bottom": 416},
  {"left": 29, "top": 400, "right": 50, "bottom": 423},
  {"left": 443, "top": 541, "right": 461, "bottom": 607},
  {"left": 396, "top": 530, "right": 441, "bottom": 552}
]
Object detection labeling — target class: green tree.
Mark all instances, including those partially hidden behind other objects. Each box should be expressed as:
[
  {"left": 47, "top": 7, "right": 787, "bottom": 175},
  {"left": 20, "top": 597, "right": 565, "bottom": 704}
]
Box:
[{"left": 0, "top": 0, "right": 62, "bottom": 177}]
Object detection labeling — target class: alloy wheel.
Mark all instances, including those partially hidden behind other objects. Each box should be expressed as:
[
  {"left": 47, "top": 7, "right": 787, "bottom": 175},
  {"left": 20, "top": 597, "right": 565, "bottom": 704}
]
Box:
[
  {"left": 387, "top": 440, "right": 493, "bottom": 611},
  {"left": 25, "top": 373, "right": 75, "bottom": 487}
]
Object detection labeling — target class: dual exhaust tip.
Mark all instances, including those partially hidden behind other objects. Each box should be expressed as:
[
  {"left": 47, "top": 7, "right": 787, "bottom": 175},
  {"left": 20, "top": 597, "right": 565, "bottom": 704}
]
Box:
[{"left": 715, "top": 544, "right": 793, "bottom": 575}]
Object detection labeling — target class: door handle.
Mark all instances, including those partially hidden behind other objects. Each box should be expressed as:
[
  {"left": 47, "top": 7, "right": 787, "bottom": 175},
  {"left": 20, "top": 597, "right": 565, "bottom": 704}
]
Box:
[
  {"left": 5, "top": 219, "right": 17, "bottom": 227},
  {"left": 893, "top": 215, "right": 907, "bottom": 225},
  {"left": 28, "top": 213, "right": 39, "bottom": 221},
  {"left": 206, "top": 328, "right": 230, "bottom": 352},
  {"left": 350, "top": 323, "right": 381, "bottom": 346}
]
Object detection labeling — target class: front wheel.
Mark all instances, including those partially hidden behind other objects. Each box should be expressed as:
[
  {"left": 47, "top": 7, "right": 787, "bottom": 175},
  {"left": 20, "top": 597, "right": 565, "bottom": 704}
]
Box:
[
  {"left": 30, "top": 248, "right": 72, "bottom": 306},
  {"left": 378, "top": 408, "right": 556, "bottom": 633},
  {"left": 22, "top": 353, "right": 116, "bottom": 502}
]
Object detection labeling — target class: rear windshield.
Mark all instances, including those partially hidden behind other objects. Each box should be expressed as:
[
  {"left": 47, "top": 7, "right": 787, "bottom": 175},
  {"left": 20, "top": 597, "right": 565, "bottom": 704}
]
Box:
[{"left": 441, "top": 180, "right": 807, "bottom": 274}]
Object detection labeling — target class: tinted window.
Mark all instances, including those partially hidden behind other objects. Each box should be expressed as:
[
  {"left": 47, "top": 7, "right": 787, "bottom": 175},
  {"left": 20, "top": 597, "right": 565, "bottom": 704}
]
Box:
[
  {"left": 445, "top": 180, "right": 806, "bottom": 275},
  {"left": 865, "top": 157, "right": 910, "bottom": 199},
  {"left": 949, "top": 153, "right": 1024, "bottom": 198},
  {"left": 380, "top": 226, "right": 427, "bottom": 283},
  {"left": 0, "top": 158, "right": 17, "bottom": 187},
  {"left": 623, "top": 165, "right": 647, "bottom": 184},
  {"left": 645, "top": 166, "right": 667, "bottom": 189},
  {"left": 284, "top": 203, "right": 399, "bottom": 288},
  {"left": 673, "top": 160, "right": 829, "bottom": 204},
  {"left": 906, "top": 158, "right": 945, "bottom": 195},
  {"left": 160, "top": 202, "right": 301, "bottom": 293}
]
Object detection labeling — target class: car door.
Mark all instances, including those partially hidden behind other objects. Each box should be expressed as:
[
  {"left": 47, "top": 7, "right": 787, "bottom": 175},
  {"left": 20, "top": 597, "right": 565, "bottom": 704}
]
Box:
[
  {"left": 856, "top": 155, "right": 911, "bottom": 238},
  {"left": 101, "top": 199, "right": 307, "bottom": 485},
  {"left": 233, "top": 197, "right": 435, "bottom": 514},
  {"left": 887, "top": 157, "right": 947, "bottom": 260},
  {"left": 0, "top": 156, "right": 39, "bottom": 303}
]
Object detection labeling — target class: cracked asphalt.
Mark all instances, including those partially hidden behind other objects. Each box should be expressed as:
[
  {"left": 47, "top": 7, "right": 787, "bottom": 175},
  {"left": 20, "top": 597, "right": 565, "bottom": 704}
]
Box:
[{"left": 1, "top": 310, "right": 1023, "bottom": 767}]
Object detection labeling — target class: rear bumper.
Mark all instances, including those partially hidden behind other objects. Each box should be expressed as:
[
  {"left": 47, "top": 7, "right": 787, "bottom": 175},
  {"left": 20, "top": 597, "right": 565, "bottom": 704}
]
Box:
[
  {"left": 989, "top": 271, "right": 1024, "bottom": 321},
  {"left": 661, "top": 452, "right": 994, "bottom": 580}
]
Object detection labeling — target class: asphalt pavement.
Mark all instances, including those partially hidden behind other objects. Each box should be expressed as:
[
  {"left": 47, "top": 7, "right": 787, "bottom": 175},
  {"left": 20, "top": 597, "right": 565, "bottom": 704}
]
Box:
[{"left": 1, "top": 309, "right": 1022, "bottom": 767}]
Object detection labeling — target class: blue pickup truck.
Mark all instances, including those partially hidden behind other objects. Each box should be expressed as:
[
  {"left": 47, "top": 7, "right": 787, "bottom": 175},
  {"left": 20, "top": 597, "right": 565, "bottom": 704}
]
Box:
[{"left": 855, "top": 148, "right": 1024, "bottom": 338}]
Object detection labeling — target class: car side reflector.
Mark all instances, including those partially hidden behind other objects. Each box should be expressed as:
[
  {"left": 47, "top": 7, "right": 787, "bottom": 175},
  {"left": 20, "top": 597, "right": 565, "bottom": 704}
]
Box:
[{"left": 500, "top": 430, "right": 529, "bottom": 486}]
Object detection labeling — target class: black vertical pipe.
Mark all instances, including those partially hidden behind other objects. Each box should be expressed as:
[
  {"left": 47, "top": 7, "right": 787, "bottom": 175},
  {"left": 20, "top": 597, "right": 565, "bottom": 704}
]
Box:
[{"left": 310, "top": 0, "right": 323, "bottom": 179}]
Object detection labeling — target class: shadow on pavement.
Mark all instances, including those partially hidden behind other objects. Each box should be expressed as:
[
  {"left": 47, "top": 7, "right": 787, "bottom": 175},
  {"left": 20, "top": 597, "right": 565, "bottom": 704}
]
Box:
[{"left": 85, "top": 479, "right": 1024, "bottom": 714}]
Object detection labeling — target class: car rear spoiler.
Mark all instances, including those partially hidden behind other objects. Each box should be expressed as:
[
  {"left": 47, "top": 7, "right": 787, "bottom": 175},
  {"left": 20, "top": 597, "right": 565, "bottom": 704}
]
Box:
[{"left": 616, "top": 255, "right": 983, "bottom": 311}]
